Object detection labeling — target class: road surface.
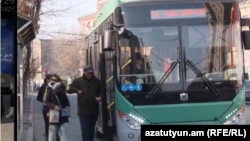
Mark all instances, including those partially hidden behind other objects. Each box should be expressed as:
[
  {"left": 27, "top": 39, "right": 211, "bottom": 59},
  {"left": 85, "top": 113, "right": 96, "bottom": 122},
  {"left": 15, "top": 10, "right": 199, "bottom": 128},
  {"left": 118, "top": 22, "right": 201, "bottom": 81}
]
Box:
[
  {"left": 246, "top": 104, "right": 250, "bottom": 124},
  {"left": 32, "top": 93, "right": 250, "bottom": 141}
]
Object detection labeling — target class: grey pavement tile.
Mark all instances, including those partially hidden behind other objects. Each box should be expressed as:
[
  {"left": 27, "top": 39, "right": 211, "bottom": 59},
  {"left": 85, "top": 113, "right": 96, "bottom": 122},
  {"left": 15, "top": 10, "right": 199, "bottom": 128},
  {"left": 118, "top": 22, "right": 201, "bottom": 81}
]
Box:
[{"left": 16, "top": 94, "right": 33, "bottom": 141}]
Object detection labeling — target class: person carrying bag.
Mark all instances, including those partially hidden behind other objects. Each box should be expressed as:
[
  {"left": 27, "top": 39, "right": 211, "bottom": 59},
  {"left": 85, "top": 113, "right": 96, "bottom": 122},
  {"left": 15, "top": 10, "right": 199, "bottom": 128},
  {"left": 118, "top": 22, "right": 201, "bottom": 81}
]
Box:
[
  {"left": 45, "top": 74, "right": 70, "bottom": 141},
  {"left": 49, "top": 91, "right": 70, "bottom": 123}
]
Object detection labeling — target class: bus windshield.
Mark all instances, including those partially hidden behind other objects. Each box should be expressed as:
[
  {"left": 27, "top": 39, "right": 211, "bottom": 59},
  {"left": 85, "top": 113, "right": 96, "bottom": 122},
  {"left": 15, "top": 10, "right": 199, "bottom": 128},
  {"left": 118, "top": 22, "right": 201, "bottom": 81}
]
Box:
[
  {"left": 118, "top": 25, "right": 181, "bottom": 90},
  {"left": 116, "top": 21, "right": 243, "bottom": 93},
  {"left": 114, "top": 2, "right": 244, "bottom": 105}
]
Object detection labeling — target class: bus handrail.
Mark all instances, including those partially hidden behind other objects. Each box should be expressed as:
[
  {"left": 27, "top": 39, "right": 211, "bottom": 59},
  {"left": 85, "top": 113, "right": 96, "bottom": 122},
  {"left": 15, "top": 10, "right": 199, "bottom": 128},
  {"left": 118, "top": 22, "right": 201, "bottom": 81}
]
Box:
[{"left": 118, "top": 73, "right": 165, "bottom": 77}]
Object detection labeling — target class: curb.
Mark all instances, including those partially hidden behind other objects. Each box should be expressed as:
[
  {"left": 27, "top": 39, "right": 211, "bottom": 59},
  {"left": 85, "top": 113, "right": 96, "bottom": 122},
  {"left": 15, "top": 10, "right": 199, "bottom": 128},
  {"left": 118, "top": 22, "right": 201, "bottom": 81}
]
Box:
[{"left": 26, "top": 95, "right": 34, "bottom": 141}]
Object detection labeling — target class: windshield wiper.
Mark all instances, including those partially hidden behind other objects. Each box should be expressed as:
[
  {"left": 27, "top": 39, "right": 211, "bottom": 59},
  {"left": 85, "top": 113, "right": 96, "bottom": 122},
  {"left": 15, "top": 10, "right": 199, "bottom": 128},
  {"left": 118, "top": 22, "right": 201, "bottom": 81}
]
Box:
[
  {"left": 146, "top": 60, "right": 180, "bottom": 99},
  {"left": 185, "top": 58, "right": 221, "bottom": 96}
]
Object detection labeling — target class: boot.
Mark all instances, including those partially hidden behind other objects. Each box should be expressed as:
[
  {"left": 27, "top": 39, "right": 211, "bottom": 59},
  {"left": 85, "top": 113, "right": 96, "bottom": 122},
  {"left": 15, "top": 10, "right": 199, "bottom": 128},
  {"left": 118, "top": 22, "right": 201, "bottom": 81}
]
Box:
[{"left": 5, "top": 107, "right": 14, "bottom": 118}]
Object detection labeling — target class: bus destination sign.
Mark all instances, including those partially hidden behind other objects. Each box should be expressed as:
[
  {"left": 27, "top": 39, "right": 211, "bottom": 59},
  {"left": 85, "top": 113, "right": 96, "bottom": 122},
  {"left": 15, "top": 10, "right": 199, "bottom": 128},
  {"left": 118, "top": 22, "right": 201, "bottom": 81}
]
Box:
[{"left": 151, "top": 9, "right": 206, "bottom": 20}]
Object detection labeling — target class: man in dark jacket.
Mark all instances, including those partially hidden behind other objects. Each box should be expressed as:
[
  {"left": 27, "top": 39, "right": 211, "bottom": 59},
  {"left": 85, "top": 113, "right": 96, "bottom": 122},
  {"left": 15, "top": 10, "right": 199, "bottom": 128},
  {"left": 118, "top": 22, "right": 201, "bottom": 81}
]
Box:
[
  {"left": 37, "top": 74, "right": 52, "bottom": 139},
  {"left": 66, "top": 65, "right": 101, "bottom": 141}
]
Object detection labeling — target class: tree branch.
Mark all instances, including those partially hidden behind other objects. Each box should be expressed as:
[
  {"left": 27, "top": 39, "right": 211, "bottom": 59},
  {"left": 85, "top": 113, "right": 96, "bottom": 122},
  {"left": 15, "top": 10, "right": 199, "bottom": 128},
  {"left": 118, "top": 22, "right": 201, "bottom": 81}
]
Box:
[{"left": 40, "top": 6, "right": 74, "bottom": 16}]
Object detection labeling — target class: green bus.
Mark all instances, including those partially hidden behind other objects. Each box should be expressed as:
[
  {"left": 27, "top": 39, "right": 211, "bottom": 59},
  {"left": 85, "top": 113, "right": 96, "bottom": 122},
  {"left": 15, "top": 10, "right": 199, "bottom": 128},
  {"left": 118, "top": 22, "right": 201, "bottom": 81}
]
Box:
[{"left": 85, "top": 0, "right": 250, "bottom": 140}]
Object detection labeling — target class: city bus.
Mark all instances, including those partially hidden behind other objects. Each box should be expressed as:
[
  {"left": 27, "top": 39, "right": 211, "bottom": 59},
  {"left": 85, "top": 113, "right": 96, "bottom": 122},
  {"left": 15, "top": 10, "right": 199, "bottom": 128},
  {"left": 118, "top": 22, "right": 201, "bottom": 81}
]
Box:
[{"left": 85, "top": 0, "right": 250, "bottom": 140}]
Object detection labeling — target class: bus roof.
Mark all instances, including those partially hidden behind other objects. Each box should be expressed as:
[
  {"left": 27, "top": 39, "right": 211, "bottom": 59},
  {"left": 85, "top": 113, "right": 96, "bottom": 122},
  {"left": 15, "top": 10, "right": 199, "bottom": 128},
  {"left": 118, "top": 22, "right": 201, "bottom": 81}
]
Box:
[
  {"left": 85, "top": 0, "right": 238, "bottom": 39},
  {"left": 85, "top": 0, "right": 120, "bottom": 39}
]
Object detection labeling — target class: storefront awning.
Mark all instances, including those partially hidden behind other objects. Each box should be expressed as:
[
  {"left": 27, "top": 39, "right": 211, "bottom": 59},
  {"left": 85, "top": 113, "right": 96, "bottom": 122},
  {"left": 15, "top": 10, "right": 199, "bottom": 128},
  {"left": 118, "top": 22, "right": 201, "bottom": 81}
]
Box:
[{"left": 17, "top": 14, "right": 36, "bottom": 46}]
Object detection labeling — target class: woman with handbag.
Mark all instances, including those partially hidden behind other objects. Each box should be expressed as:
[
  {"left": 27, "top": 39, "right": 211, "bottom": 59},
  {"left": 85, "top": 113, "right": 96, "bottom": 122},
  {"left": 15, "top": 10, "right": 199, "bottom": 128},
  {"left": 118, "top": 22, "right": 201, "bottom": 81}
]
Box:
[{"left": 45, "top": 74, "right": 70, "bottom": 141}]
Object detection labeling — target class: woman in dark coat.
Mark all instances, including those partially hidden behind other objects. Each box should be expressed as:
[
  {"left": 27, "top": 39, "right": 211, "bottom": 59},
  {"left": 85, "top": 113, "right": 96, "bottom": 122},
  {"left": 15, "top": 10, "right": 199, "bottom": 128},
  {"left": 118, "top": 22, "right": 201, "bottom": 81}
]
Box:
[{"left": 45, "top": 74, "right": 70, "bottom": 141}]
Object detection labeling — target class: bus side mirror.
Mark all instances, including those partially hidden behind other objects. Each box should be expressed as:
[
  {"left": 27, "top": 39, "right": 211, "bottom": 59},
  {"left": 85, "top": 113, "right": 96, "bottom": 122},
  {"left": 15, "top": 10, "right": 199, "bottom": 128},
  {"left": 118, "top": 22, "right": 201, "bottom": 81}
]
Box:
[
  {"left": 104, "top": 30, "right": 118, "bottom": 51},
  {"left": 242, "top": 31, "right": 250, "bottom": 50}
]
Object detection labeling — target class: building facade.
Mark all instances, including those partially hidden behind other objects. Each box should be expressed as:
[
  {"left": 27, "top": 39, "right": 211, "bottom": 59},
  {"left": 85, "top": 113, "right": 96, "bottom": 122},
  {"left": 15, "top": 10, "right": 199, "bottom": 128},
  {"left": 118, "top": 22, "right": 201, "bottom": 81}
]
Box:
[
  {"left": 32, "top": 39, "right": 85, "bottom": 82},
  {"left": 78, "top": 0, "right": 113, "bottom": 38},
  {"left": 78, "top": 13, "right": 96, "bottom": 39},
  {"left": 96, "top": 0, "right": 111, "bottom": 12}
]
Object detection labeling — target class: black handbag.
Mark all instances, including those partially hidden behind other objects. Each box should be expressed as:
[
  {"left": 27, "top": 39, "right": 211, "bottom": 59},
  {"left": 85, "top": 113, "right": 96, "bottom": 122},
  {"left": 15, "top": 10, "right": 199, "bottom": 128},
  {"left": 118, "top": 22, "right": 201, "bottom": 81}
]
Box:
[{"left": 54, "top": 93, "right": 70, "bottom": 118}]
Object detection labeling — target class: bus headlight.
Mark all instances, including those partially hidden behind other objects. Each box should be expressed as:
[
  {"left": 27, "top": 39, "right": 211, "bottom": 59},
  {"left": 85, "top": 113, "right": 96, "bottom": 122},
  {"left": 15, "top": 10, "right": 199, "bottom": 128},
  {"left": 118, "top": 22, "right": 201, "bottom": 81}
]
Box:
[
  {"left": 223, "top": 106, "right": 245, "bottom": 125},
  {"left": 118, "top": 111, "right": 144, "bottom": 129}
]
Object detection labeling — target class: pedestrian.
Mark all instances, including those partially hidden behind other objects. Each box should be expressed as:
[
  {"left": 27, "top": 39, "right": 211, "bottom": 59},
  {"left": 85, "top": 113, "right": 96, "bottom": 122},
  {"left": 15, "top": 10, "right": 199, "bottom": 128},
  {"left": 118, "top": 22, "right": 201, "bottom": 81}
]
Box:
[
  {"left": 33, "top": 81, "right": 36, "bottom": 92},
  {"left": 5, "top": 76, "right": 15, "bottom": 118},
  {"left": 45, "top": 74, "right": 70, "bottom": 141},
  {"left": 66, "top": 65, "right": 101, "bottom": 141},
  {"left": 37, "top": 74, "right": 52, "bottom": 140}
]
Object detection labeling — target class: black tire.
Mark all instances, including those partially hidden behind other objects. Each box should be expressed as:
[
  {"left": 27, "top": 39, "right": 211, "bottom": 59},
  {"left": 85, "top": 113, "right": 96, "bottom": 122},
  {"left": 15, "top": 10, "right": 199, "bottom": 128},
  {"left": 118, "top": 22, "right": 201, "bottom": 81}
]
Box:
[{"left": 95, "top": 127, "right": 103, "bottom": 139}]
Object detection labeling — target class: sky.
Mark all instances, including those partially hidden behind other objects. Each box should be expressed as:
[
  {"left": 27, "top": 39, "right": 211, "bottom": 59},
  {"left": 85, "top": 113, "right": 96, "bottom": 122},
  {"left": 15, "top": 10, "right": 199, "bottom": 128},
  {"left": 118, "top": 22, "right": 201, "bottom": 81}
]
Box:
[{"left": 37, "top": 0, "right": 96, "bottom": 39}]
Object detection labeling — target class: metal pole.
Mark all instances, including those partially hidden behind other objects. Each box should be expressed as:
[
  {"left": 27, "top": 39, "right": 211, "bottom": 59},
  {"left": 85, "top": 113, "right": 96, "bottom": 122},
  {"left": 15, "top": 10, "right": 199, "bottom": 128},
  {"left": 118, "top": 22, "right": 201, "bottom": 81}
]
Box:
[
  {"left": 17, "top": 91, "right": 20, "bottom": 140},
  {"left": 17, "top": 39, "right": 21, "bottom": 140},
  {"left": 19, "top": 45, "right": 24, "bottom": 139}
]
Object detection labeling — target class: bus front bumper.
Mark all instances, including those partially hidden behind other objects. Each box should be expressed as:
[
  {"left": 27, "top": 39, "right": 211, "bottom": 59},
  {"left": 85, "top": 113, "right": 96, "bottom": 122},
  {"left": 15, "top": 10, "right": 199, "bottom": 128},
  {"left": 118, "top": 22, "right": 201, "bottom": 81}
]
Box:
[{"left": 116, "top": 111, "right": 246, "bottom": 141}]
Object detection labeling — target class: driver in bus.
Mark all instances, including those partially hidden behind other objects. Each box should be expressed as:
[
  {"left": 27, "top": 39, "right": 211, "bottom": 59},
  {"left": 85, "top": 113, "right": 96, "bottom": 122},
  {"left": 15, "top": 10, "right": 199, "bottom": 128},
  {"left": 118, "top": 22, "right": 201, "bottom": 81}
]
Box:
[{"left": 135, "top": 52, "right": 143, "bottom": 74}]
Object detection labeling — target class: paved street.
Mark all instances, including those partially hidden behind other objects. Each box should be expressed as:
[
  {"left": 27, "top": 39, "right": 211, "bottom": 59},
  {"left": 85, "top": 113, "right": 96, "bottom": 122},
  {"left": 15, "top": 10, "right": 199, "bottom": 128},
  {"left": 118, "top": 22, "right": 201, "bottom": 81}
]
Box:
[
  {"left": 1, "top": 95, "right": 14, "bottom": 141},
  {"left": 32, "top": 93, "right": 104, "bottom": 141},
  {"left": 246, "top": 104, "right": 250, "bottom": 124}
]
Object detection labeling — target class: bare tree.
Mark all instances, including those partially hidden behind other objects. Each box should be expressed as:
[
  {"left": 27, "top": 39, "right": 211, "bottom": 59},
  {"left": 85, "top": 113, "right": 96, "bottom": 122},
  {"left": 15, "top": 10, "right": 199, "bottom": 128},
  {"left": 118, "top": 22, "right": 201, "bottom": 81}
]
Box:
[
  {"left": 30, "top": 47, "right": 40, "bottom": 80},
  {"left": 56, "top": 41, "right": 84, "bottom": 79},
  {"left": 18, "top": 0, "right": 80, "bottom": 94},
  {"left": 43, "top": 25, "right": 85, "bottom": 79}
]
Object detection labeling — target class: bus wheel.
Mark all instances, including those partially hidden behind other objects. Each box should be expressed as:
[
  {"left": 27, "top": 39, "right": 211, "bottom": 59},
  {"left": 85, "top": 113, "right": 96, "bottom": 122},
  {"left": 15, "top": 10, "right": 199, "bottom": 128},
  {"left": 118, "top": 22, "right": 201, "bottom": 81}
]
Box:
[{"left": 95, "top": 128, "right": 103, "bottom": 139}]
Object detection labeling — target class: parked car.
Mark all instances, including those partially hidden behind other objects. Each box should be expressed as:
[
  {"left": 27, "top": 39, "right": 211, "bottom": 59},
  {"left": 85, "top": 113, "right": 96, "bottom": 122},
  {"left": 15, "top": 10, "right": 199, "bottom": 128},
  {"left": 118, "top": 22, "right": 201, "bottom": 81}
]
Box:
[{"left": 246, "top": 80, "right": 250, "bottom": 102}]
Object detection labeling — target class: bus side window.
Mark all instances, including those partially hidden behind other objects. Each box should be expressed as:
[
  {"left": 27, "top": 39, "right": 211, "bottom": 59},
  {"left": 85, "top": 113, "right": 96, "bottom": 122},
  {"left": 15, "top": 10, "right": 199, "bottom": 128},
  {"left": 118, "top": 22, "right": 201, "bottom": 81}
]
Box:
[
  {"left": 86, "top": 49, "right": 88, "bottom": 65},
  {"left": 92, "top": 46, "right": 96, "bottom": 70},
  {"left": 90, "top": 47, "right": 93, "bottom": 67},
  {"left": 94, "top": 44, "right": 99, "bottom": 77}
]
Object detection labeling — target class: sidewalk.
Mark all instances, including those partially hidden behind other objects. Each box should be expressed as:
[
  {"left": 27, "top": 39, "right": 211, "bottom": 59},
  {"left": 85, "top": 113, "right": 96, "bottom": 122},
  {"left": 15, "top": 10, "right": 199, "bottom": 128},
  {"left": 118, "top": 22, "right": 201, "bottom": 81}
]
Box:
[
  {"left": 22, "top": 94, "right": 33, "bottom": 141},
  {"left": 1, "top": 95, "right": 14, "bottom": 141},
  {"left": 1, "top": 122, "right": 13, "bottom": 141}
]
